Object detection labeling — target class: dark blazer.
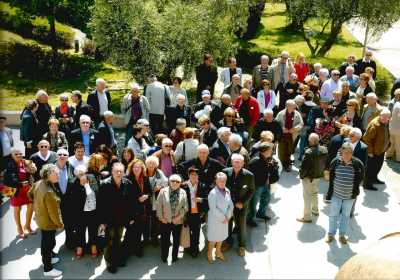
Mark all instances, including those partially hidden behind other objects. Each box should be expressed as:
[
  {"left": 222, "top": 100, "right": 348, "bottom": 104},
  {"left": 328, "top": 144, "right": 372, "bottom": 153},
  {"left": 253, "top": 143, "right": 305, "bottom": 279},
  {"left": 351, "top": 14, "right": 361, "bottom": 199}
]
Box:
[
  {"left": 69, "top": 177, "right": 100, "bottom": 226},
  {"left": 300, "top": 145, "right": 328, "bottom": 179},
  {"left": 200, "top": 126, "right": 218, "bottom": 147},
  {"left": 210, "top": 139, "right": 230, "bottom": 165},
  {"left": 355, "top": 59, "right": 377, "bottom": 78},
  {"left": 181, "top": 181, "right": 209, "bottom": 216},
  {"left": 55, "top": 105, "right": 75, "bottom": 135},
  {"left": 165, "top": 105, "right": 192, "bottom": 131},
  {"left": 345, "top": 139, "right": 368, "bottom": 167},
  {"left": 192, "top": 101, "right": 221, "bottom": 126},
  {"left": 222, "top": 167, "right": 255, "bottom": 207},
  {"left": 253, "top": 118, "right": 283, "bottom": 142},
  {"left": 74, "top": 101, "right": 93, "bottom": 128},
  {"left": 20, "top": 110, "right": 41, "bottom": 145},
  {"left": 97, "top": 121, "right": 116, "bottom": 148},
  {"left": 36, "top": 102, "right": 53, "bottom": 136},
  {"left": 87, "top": 90, "right": 112, "bottom": 125},
  {"left": 326, "top": 156, "right": 365, "bottom": 200},
  {"left": 178, "top": 157, "right": 225, "bottom": 188},
  {"left": 248, "top": 155, "right": 280, "bottom": 186},
  {"left": 97, "top": 177, "right": 136, "bottom": 226},
  {"left": 29, "top": 151, "right": 58, "bottom": 180},
  {"left": 196, "top": 63, "right": 218, "bottom": 99},
  {"left": 326, "top": 134, "right": 346, "bottom": 169},
  {"left": 126, "top": 175, "right": 152, "bottom": 216},
  {"left": 69, "top": 128, "right": 99, "bottom": 155}
]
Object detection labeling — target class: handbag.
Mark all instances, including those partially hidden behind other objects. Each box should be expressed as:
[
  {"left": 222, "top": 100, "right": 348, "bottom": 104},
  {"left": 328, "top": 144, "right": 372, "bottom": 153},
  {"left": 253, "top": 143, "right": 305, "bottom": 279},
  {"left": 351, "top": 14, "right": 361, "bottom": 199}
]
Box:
[{"left": 180, "top": 225, "right": 190, "bottom": 248}]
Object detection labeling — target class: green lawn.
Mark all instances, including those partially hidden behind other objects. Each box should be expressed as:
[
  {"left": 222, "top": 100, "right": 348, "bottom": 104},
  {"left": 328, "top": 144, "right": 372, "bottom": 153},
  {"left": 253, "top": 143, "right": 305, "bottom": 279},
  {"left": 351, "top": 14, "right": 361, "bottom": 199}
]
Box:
[{"left": 238, "top": 3, "right": 393, "bottom": 98}]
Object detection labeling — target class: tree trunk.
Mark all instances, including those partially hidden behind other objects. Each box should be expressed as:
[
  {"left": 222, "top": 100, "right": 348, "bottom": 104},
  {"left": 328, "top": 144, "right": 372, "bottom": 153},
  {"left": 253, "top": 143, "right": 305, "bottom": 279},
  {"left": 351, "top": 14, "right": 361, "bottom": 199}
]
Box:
[
  {"left": 316, "top": 21, "right": 343, "bottom": 57},
  {"left": 362, "top": 21, "right": 370, "bottom": 57},
  {"left": 48, "top": 0, "right": 58, "bottom": 72}
]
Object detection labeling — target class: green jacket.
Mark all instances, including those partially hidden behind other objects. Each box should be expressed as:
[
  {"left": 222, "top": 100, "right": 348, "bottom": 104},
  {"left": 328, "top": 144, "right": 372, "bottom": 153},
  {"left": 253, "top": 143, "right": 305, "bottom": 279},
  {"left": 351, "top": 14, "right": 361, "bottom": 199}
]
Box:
[{"left": 300, "top": 145, "right": 328, "bottom": 179}]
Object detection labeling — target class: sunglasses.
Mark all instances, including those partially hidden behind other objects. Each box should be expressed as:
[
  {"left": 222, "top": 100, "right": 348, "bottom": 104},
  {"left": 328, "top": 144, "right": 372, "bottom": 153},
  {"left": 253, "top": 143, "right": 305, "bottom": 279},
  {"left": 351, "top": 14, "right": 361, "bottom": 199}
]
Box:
[
  {"left": 164, "top": 145, "right": 173, "bottom": 148},
  {"left": 40, "top": 145, "right": 49, "bottom": 148},
  {"left": 60, "top": 99, "right": 68, "bottom": 101},
  {"left": 170, "top": 180, "right": 181, "bottom": 183},
  {"left": 58, "top": 153, "right": 69, "bottom": 157},
  {"left": 81, "top": 121, "right": 90, "bottom": 124},
  {"left": 14, "top": 153, "right": 23, "bottom": 156},
  {"left": 333, "top": 73, "right": 340, "bottom": 76}
]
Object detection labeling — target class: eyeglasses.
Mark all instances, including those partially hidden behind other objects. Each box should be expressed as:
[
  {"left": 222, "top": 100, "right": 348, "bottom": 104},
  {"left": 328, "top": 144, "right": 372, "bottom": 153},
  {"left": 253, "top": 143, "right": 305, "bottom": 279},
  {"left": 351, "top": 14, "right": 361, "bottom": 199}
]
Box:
[
  {"left": 81, "top": 121, "right": 90, "bottom": 124},
  {"left": 164, "top": 145, "right": 173, "bottom": 148},
  {"left": 60, "top": 99, "right": 68, "bottom": 101},
  {"left": 333, "top": 73, "right": 340, "bottom": 76},
  {"left": 40, "top": 145, "right": 49, "bottom": 148},
  {"left": 170, "top": 180, "right": 181, "bottom": 183}
]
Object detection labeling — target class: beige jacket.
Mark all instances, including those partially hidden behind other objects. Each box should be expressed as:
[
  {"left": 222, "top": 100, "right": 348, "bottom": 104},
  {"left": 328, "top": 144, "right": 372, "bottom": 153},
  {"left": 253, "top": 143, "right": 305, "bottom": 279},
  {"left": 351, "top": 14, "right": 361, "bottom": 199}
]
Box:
[
  {"left": 276, "top": 109, "right": 304, "bottom": 141},
  {"left": 156, "top": 187, "right": 188, "bottom": 224},
  {"left": 28, "top": 180, "right": 64, "bottom": 230},
  {"left": 271, "top": 58, "right": 295, "bottom": 89}
]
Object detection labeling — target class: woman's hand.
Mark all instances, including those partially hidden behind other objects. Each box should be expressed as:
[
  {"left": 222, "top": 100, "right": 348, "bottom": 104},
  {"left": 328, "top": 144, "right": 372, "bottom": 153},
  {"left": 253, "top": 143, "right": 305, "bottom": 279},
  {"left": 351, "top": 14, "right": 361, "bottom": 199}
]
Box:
[
  {"left": 139, "top": 195, "right": 148, "bottom": 203},
  {"left": 153, "top": 185, "right": 161, "bottom": 192}
]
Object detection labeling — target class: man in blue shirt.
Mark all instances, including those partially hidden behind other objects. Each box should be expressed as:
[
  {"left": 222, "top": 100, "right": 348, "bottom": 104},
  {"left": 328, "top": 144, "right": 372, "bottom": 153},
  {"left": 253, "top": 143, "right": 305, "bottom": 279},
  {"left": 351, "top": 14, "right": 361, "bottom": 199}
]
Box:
[{"left": 69, "top": 115, "right": 99, "bottom": 156}]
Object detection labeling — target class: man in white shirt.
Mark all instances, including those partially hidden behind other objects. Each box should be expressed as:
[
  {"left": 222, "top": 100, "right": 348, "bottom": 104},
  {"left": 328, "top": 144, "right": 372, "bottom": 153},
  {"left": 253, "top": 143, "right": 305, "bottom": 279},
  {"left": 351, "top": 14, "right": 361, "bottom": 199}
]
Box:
[
  {"left": 320, "top": 69, "right": 340, "bottom": 102},
  {"left": 68, "top": 142, "right": 89, "bottom": 175}
]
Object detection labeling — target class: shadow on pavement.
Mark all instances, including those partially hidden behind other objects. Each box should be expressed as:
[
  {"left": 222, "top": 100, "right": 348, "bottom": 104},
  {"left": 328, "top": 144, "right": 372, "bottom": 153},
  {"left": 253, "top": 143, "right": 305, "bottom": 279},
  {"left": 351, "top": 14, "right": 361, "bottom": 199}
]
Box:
[
  {"left": 326, "top": 241, "right": 356, "bottom": 268},
  {"left": 386, "top": 159, "right": 400, "bottom": 174},
  {"left": 0, "top": 199, "right": 10, "bottom": 219},
  {"left": 361, "top": 185, "right": 390, "bottom": 212},
  {"left": 1, "top": 234, "right": 40, "bottom": 266},
  {"left": 348, "top": 218, "right": 367, "bottom": 243},
  {"left": 297, "top": 223, "right": 326, "bottom": 243}
]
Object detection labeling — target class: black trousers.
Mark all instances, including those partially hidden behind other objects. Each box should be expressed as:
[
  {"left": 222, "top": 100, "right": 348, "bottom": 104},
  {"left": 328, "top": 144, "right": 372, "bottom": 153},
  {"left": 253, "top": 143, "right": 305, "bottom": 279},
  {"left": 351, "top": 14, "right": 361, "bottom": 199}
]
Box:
[
  {"left": 227, "top": 207, "right": 247, "bottom": 247},
  {"left": 75, "top": 211, "right": 98, "bottom": 247},
  {"left": 104, "top": 225, "right": 128, "bottom": 266},
  {"left": 160, "top": 223, "right": 182, "bottom": 261},
  {"left": 149, "top": 114, "right": 164, "bottom": 135},
  {"left": 41, "top": 230, "right": 56, "bottom": 272},
  {"left": 150, "top": 210, "right": 160, "bottom": 243},
  {"left": 365, "top": 153, "right": 385, "bottom": 185},
  {"left": 187, "top": 213, "right": 201, "bottom": 252},
  {"left": 123, "top": 215, "right": 150, "bottom": 255}
]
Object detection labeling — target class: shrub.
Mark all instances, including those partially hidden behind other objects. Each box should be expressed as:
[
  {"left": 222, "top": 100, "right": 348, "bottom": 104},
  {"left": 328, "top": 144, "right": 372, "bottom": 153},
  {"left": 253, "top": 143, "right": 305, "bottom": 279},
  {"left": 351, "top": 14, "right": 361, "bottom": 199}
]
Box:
[
  {"left": 0, "top": 2, "right": 74, "bottom": 48},
  {"left": 0, "top": 41, "right": 98, "bottom": 80},
  {"left": 82, "top": 39, "right": 96, "bottom": 57}
]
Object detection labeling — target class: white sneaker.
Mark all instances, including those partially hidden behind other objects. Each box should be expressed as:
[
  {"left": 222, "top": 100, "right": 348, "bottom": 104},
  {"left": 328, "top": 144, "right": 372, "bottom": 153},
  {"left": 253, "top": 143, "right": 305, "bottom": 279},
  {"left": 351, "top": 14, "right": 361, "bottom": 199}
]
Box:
[
  {"left": 43, "top": 268, "right": 62, "bottom": 277},
  {"left": 51, "top": 257, "right": 60, "bottom": 265}
]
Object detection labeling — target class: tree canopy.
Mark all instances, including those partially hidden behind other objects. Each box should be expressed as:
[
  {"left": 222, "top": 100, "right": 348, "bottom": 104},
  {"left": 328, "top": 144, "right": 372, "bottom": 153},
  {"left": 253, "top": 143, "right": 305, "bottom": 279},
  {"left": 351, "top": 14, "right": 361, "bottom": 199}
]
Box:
[{"left": 89, "top": 0, "right": 249, "bottom": 83}]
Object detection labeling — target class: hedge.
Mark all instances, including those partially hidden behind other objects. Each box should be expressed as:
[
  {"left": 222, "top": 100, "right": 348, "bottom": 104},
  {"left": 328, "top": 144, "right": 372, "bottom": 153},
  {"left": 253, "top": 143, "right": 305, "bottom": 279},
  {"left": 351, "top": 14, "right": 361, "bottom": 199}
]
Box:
[
  {"left": 0, "top": 2, "right": 74, "bottom": 49},
  {"left": 0, "top": 41, "right": 97, "bottom": 80}
]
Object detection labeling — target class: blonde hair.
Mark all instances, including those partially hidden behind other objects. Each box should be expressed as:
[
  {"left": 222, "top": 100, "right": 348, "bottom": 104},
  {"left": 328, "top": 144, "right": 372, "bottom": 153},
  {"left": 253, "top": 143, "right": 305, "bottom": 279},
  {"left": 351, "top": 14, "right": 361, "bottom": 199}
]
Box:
[{"left": 87, "top": 153, "right": 104, "bottom": 174}]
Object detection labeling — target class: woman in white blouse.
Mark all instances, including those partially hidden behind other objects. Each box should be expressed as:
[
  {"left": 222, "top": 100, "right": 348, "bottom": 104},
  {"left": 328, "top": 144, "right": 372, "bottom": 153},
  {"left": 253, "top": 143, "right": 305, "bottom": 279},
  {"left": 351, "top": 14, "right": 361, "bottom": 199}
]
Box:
[
  {"left": 256, "top": 79, "right": 276, "bottom": 113},
  {"left": 169, "top": 77, "right": 188, "bottom": 106}
]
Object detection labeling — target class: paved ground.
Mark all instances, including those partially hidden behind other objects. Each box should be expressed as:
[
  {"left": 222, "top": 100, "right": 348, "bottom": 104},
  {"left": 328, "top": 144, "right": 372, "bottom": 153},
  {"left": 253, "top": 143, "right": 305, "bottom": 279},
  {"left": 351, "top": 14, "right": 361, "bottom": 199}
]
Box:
[
  {"left": 1, "top": 129, "right": 400, "bottom": 279},
  {"left": 346, "top": 21, "right": 400, "bottom": 78}
]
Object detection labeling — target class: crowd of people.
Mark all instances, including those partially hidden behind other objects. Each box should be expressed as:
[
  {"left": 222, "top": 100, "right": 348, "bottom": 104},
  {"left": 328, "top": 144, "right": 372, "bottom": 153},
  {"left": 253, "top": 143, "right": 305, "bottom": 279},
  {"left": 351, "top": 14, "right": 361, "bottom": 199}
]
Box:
[{"left": 0, "top": 49, "right": 399, "bottom": 277}]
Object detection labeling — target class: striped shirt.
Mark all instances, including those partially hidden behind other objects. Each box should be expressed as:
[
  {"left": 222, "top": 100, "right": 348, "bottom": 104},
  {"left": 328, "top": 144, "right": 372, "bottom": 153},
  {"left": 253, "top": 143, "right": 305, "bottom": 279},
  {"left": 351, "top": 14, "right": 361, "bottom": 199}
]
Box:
[{"left": 333, "top": 161, "right": 355, "bottom": 199}]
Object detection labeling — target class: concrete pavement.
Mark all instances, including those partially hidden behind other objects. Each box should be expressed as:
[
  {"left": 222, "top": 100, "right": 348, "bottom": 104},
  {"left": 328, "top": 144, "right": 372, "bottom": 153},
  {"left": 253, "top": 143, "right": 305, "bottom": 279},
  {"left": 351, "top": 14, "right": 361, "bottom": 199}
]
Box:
[{"left": 1, "top": 129, "right": 400, "bottom": 279}]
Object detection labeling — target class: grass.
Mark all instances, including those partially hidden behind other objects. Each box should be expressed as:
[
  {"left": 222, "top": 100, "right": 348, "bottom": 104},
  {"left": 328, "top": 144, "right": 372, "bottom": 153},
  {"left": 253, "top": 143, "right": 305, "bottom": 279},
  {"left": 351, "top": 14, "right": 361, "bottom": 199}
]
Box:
[
  {"left": 0, "top": 64, "right": 132, "bottom": 112},
  {"left": 238, "top": 3, "right": 394, "bottom": 97}
]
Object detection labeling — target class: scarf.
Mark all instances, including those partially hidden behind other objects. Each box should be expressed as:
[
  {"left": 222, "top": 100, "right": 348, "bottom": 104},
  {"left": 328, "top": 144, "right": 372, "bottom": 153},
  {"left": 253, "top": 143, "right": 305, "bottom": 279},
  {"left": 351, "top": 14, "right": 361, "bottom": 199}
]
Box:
[
  {"left": 60, "top": 103, "right": 69, "bottom": 115},
  {"left": 131, "top": 97, "right": 142, "bottom": 122}
]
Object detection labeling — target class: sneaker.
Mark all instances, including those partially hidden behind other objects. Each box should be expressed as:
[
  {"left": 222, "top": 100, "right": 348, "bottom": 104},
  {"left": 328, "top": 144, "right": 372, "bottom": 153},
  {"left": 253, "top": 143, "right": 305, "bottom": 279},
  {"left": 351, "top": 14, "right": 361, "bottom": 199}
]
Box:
[
  {"left": 51, "top": 257, "right": 60, "bottom": 265},
  {"left": 325, "top": 235, "right": 335, "bottom": 243},
  {"left": 339, "top": 235, "right": 348, "bottom": 245},
  {"left": 237, "top": 247, "right": 245, "bottom": 257},
  {"left": 374, "top": 179, "right": 385, "bottom": 184},
  {"left": 44, "top": 268, "right": 62, "bottom": 277},
  {"left": 364, "top": 185, "right": 378, "bottom": 191},
  {"left": 247, "top": 220, "right": 258, "bottom": 227}
]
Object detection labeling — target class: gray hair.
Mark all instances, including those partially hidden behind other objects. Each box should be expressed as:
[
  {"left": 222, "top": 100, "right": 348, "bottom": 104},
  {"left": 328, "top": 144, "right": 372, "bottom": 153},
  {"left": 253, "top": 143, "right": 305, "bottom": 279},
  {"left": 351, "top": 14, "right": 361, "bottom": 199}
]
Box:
[
  {"left": 319, "top": 68, "right": 329, "bottom": 78},
  {"left": 40, "top": 163, "right": 58, "bottom": 180},
  {"left": 74, "top": 164, "right": 87, "bottom": 176},
  {"left": 229, "top": 134, "right": 243, "bottom": 145},
  {"left": 217, "top": 127, "right": 231, "bottom": 138},
  {"left": 96, "top": 78, "right": 106, "bottom": 86},
  {"left": 350, "top": 127, "right": 362, "bottom": 138},
  {"left": 36, "top": 89, "right": 48, "bottom": 99},
  {"left": 232, "top": 74, "right": 240, "bottom": 79},
  {"left": 290, "top": 73, "right": 298, "bottom": 80},
  {"left": 380, "top": 108, "right": 391, "bottom": 116},
  {"left": 394, "top": 88, "right": 400, "bottom": 96},
  {"left": 162, "top": 138, "right": 173, "bottom": 146},
  {"left": 341, "top": 142, "right": 354, "bottom": 152},
  {"left": 130, "top": 83, "right": 140, "bottom": 91},
  {"left": 169, "top": 174, "right": 182, "bottom": 183},
  {"left": 281, "top": 51, "right": 289, "bottom": 58},
  {"left": 56, "top": 148, "right": 69, "bottom": 157},
  {"left": 176, "top": 94, "right": 186, "bottom": 101},
  {"left": 286, "top": 99, "right": 296, "bottom": 107},
  {"left": 103, "top": 110, "right": 114, "bottom": 118},
  {"left": 346, "top": 66, "right": 354, "bottom": 72},
  {"left": 261, "top": 55, "right": 269, "bottom": 61},
  {"left": 79, "top": 114, "right": 91, "bottom": 123},
  {"left": 59, "top": 92, "right": 69, "bottom": 100},
  {"left": 341, "top": 81, "right": 350, "bottom": 88},
  {"left": 145, "top": 155, "right": 159, "bottom": 167},
  {"left": 11, "top": 147, "right": 22, "bottom": 155},
  {"left": 308, "top": 133, "right": 320, "bottom": 145},
  {"left": 263, "top": 108, "right": 274, "bottom": 115},
  {"left": 215, "top": 172, "right": 227, "bottom": 181},
  {"left": 366, "top": 92, "right": 378, "bottom": 100},
  {"left": 314, "top": 63, "right": 322, "bottom": 68},
  {"left": 231, "top": 153, "right": 244, "bottom": 162},
  {"left": 197, "top": 144, "right": 209, "bottom": 152}
]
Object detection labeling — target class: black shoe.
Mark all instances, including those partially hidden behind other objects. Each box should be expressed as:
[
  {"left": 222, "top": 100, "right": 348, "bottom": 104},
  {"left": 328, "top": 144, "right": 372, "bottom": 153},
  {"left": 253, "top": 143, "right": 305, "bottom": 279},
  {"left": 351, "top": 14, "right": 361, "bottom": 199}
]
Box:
[
  {"left": 374, "top": 179, "right": 385, "bottom": 184},
  {"left": 190, "top": 250, "right": 199, "bottom": 258},
  {"left": 364, "top": 184, "right": 378, "bottom": 191},
  {"left": 256, "top": 213, "right": 271, "bottom": 222},
  {"left": 172, "top": 257, "right": 179, "bottom": 263},
  {"left": 161, "top": 257, "right": 167, "bottom": 263},
  {"left": 247, "top": 220, "right": 258, "bottom": 227},
  {"left": 117, "top": 261, "right": 126, "bottom": 267},
  {"left": 107, "top": 266, "right": 117, "bottom": 274}
]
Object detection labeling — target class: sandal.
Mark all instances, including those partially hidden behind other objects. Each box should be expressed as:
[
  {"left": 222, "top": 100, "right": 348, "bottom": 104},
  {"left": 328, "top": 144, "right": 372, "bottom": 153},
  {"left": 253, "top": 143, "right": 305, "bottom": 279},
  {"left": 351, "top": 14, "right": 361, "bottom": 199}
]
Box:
[
  {"left": 17, "top": 228, "right": 26, "bottom": 239},
  {"left": 91, "top": 247, "right": 98, "bottom": 258},
  {"left": 75, "top": 248, "right": 84, "bottom": 259},
  {"left": 24, "top": 227, "right": 37, "bottom": 235}
]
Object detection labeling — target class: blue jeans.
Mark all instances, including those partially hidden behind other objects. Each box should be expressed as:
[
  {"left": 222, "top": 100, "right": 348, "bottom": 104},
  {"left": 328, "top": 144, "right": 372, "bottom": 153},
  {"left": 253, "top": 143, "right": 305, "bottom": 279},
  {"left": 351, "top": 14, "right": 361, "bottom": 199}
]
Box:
[
  {"left": 247, "top": 185, "right": 270, "bottom": 221},
  {"left": 328, "top": 196, "right": 354, "bottom": 236}
]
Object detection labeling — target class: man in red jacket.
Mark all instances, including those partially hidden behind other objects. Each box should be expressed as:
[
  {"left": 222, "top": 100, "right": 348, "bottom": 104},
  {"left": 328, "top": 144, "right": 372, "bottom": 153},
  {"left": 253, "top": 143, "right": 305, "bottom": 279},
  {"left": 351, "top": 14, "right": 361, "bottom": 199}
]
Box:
[{"left": 234, "top": 88, "right": 260, "bottom": 140}]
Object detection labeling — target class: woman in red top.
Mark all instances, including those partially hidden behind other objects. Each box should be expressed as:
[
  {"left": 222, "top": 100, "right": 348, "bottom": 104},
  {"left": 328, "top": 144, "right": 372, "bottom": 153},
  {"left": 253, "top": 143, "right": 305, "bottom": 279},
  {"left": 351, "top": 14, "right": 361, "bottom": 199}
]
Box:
[
  {"left": 4, "top": 148, "right": 37, "bottom": 238},
  {"left": 294, "top": 53, "right": 310, "bottom": 83}
]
